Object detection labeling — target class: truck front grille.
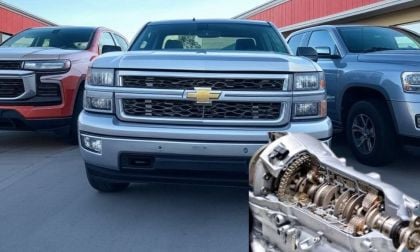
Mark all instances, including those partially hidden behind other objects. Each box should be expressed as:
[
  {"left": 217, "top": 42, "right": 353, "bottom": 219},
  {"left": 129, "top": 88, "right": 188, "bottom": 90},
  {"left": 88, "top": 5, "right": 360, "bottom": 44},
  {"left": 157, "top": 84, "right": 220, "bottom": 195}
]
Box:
[
  {"left": 122, "top": 99, "right": 281, "bottom": 120},
  {"left": 121, "top": 76, "right": 286, "bottom": 91},
  {"left": 0, "top": 78, "right": 25, "bottom": 98},
  {"left": 0, "top": 61, "right": 22, "bottom": 70}
]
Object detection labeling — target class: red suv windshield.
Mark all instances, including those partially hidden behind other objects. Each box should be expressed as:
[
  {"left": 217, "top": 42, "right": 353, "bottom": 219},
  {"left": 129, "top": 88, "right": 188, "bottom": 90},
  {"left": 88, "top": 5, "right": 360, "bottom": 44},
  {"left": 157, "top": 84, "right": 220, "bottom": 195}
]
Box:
[{"left": 1, "top": 27, "right": 95, "bottom": 50}]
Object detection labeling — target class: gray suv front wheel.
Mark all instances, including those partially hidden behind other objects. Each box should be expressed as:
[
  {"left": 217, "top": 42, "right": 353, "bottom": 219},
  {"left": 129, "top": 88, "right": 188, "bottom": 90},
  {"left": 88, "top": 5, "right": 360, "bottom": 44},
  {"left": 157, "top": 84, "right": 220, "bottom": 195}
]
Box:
[{"left": 346, "top": 100, "right": 396, "bottom": 166}]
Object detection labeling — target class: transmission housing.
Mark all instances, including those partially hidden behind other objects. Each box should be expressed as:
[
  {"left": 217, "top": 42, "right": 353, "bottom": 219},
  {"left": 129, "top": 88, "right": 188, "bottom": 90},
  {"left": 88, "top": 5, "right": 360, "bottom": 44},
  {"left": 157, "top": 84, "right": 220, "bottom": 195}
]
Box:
[{"left": 249, "top": 133, "right": 420, "bottom": 252}]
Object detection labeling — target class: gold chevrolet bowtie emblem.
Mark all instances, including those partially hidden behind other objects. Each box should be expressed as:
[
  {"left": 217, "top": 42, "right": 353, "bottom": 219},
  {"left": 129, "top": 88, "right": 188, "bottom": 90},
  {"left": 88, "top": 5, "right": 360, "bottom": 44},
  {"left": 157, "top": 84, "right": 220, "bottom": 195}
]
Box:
[{"left": 186, "top": 87, "right": 221, "bottom": 104}]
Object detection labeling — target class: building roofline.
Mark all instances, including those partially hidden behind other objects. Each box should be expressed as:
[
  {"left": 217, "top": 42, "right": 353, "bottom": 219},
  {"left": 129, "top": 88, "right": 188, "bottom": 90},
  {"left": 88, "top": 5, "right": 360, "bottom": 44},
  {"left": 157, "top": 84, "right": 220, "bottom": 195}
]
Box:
[
  {"left": 0, "top": 1, "right": 56, "bottom": 26},
  {"left": 279, "top": 0, "right": 419, "bottom": 32},
  {"left": 234, "top": 0, "right": 288, "bottom": 19},
  {"left": 235, "top": 0, "right": 420, "bottom": 32}
]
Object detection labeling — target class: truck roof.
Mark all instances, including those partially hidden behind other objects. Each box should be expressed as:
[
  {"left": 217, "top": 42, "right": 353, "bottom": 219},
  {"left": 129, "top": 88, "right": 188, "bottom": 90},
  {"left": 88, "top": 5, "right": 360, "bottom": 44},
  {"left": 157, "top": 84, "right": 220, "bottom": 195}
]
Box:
[
  {"left": 148, "top": 19, "right": 271, "bottom": 26},
  {"left": 27, "top": 26, "right": 99, "bottom": 31},
  {"left": 292, "top": 24, "right": 398, "bottom": 33}
]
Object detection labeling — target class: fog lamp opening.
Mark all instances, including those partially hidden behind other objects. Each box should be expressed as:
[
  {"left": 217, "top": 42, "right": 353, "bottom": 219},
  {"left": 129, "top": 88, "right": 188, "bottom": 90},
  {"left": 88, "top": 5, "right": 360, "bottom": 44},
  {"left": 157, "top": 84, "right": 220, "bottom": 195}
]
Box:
[
  {"left": 416, "top": 115, "right": 420, "bottom": 129},
  {"left": 81, "top": 135, "right": 103, "bottom": 154}
]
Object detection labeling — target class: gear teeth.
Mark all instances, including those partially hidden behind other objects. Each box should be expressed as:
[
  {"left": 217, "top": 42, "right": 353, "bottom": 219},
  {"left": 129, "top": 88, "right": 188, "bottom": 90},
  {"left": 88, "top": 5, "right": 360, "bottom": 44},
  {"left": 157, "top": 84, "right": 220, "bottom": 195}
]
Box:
[{"left": 277, "top": 153, "right": 313, "bottom": 201}]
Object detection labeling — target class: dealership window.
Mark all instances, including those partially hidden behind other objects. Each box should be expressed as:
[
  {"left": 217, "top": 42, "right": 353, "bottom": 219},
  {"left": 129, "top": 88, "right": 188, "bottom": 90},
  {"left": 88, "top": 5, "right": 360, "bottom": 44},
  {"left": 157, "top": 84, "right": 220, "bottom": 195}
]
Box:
[{"left": 308, "top": 30, "right": 337, "bottom": 54}]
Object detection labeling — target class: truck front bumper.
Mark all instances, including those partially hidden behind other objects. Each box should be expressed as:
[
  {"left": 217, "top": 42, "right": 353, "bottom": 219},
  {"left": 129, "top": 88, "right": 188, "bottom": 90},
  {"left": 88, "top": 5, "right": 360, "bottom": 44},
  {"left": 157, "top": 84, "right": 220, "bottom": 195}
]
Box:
[
  {"left": 79, "top": 112, "right": 332, "bottom": 185},
  {"left": 391, "top": 100, "right": 420, "bottom": 144}
]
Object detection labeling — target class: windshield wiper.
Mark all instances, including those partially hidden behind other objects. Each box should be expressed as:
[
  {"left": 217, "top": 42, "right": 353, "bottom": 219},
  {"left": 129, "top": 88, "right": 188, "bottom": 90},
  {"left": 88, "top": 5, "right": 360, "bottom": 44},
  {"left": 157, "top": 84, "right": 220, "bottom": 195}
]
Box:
[{"left": 363, "top": 47, "right": 394, "bottom": 53}]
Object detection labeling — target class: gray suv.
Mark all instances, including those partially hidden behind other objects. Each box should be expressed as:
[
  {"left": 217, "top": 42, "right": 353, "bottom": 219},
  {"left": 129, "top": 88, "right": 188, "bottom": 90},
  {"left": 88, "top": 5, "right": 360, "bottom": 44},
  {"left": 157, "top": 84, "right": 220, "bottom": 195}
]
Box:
[
  {"left": 78, "top": 19, "right": 332, "bottom": 192},
  {"left": 288, "top": 25, "right": 420, "bottom": 166}
]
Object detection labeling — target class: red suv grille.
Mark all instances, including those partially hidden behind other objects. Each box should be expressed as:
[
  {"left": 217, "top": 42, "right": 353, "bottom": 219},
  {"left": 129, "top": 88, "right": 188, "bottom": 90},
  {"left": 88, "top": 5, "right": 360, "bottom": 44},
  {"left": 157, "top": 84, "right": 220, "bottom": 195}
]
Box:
[{"left": 0, "top": 79, "right": 25, "bottom": 98}]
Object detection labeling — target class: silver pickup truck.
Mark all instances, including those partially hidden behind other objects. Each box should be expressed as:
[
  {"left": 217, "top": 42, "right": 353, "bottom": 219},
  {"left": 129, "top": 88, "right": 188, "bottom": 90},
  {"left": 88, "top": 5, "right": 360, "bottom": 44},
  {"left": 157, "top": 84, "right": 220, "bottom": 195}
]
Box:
[{"left": 78, "top": 19, "right": 332, "bottom": 192}]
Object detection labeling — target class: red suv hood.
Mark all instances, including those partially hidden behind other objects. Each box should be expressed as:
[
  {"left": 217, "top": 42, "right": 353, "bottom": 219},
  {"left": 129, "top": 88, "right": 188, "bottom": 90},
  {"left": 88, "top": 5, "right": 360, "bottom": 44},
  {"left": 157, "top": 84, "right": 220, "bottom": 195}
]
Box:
[{"left": 0, "top": 47, "right": 83, "bottom": 60}]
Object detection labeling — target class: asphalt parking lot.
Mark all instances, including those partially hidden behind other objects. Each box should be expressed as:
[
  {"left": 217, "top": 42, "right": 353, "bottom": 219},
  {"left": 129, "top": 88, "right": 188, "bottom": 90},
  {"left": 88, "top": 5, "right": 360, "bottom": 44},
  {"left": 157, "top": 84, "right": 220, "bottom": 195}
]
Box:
[{"left": 0, "top": 131, "right": 419, "bottom": 252}]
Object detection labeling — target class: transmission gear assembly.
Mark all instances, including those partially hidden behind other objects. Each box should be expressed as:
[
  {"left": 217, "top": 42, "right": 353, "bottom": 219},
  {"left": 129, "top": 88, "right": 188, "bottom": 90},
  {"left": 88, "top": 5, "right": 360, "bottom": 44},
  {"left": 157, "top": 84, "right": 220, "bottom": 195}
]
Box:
[{"left": 249, "top": 133, "right": 419, "bottom": 252}]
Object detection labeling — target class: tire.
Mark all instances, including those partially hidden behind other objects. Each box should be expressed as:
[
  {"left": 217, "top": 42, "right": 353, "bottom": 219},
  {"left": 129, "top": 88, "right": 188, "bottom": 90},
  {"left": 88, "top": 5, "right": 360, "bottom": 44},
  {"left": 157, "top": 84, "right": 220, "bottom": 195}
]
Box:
[
  {"left": 86, "top": 168, "right": 130, "bottom": 193},
  {"left": 69, "top": 86, "right": 84, "bottom": 145},
  {"left": 345, "top": 99, "right": 396, "bottom": 166}
]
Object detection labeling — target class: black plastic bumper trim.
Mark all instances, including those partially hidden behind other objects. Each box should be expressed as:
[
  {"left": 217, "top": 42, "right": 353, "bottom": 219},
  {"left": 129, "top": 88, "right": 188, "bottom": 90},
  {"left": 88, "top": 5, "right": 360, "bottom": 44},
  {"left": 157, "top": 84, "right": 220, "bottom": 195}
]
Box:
[
  {"left": 0, "top": 109, "right": 71, "bottom": 131},
  {"left": 85, "top": 163, "right": 248, "bottom": 187}
]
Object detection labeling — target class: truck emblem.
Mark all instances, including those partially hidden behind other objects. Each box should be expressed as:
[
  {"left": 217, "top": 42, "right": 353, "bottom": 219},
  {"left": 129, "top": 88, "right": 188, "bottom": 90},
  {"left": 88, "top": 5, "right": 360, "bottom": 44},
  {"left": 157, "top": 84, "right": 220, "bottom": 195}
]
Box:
[{"left": 186, "top": 87, "right": 221, "bottom": 104}]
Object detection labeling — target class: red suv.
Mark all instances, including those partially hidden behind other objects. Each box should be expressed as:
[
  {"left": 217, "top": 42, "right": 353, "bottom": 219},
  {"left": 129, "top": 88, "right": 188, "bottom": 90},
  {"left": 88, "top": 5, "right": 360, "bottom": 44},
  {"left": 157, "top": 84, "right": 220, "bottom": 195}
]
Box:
[{"left": 0, "top": 26, "right": 128, "bottom": 142}]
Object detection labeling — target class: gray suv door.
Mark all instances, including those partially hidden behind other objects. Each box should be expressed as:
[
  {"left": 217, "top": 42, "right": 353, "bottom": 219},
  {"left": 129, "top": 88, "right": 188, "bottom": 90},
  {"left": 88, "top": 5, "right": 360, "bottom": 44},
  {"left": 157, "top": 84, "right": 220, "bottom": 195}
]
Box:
[{"left": 306, "top": 30, "right": 341, "bottom": 122}]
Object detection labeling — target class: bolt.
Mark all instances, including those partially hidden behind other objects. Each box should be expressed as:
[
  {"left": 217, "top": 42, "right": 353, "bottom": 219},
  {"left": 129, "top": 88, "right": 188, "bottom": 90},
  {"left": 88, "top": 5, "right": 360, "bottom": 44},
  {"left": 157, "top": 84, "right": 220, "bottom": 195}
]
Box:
[
  {"left": 275, "top": 215, "right": 285, "bottom": 226},
  {"left": 261, "top": 187, "right": 268, "bottom": 194},
  {"left": 414, "top": 218, "right": 420, "bottom": 227}
]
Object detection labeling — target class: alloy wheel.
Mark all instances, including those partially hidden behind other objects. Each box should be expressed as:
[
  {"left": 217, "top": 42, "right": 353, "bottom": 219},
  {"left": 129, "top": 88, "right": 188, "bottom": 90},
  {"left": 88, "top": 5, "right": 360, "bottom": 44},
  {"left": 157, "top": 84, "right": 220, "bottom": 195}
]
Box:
[{"left": 351, "top": 114, "right": 376, "bottom": 155}]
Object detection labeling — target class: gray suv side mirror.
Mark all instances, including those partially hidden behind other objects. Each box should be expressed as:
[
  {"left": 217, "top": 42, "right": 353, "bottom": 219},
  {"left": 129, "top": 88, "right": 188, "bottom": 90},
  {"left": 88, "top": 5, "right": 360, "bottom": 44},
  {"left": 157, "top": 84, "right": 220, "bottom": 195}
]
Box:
[
  {"left": 315, "top": 47, "right": 341, "bottom": 58},
  {"left": 296, "top": 47, "right": 318, "bottom": 62},
  {"left": 315, "top": 47, "right": 331, "bottom": 56}
]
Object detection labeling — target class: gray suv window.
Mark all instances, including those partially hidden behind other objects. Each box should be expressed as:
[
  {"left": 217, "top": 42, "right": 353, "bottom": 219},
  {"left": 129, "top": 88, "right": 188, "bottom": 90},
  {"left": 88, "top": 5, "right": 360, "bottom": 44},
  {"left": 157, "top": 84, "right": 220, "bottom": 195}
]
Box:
[
  {"left": 338, "top": 27, "right": 420, "bottom": 53},
  {"left": 288, "top": 33, "right": 305, "bottom": 55},
  {"left": 308, "top": 30, "right": 337, "bottom": 54}
]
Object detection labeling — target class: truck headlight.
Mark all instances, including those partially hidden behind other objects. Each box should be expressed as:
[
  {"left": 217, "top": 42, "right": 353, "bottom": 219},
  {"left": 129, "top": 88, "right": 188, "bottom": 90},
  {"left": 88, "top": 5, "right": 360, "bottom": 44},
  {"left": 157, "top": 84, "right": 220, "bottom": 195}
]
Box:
[
  {"left": 86, "top": 68, "right": 114, "bottom": 86},
  {"left": 402, "top": 72, "right": 420, "bottom": 92},
  {"left": 293, "top": 100, "right": 327, "bottom": 119},
  {"left": 23, "top": 60, "right": 71, "bottom": 71},
  {"left": 293, "top": 72, "right": 325, "bottom": 91},
  {"left": 84, "top": 90, "right": 113, "bottom": 113}
]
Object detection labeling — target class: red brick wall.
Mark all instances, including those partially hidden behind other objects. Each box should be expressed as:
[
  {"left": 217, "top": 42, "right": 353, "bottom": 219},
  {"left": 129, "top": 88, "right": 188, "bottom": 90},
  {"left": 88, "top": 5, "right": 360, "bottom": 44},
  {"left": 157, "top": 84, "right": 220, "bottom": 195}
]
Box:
[
  {"left": 0, "top": 6, "right": 49, "bottom": 35},
  {"left": 247, "top": 0, "right": 381, "bottom": 27}
]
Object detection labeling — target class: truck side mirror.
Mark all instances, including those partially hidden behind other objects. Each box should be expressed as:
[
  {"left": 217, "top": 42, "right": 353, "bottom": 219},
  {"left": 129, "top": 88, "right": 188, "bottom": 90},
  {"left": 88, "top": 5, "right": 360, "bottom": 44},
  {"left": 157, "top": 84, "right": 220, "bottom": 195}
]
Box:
[
  {"left": 102, "top": 45, "right": 122, "bottom": 54},
  {"left": 296, "top": 47, "right": 318, "bottom": 62}
]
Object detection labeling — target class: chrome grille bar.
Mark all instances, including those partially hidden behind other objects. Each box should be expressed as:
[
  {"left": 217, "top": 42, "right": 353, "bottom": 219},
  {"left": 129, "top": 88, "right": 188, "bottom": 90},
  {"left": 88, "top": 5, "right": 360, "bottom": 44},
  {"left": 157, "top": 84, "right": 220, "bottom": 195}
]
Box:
[{"left": 113, "top": 70, "right": 292, "bottom": 126}]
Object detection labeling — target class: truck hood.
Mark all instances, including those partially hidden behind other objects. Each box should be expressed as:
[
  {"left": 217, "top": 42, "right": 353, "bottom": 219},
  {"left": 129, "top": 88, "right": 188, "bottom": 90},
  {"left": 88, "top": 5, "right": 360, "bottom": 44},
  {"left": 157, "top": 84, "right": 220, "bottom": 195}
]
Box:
[
  {"left": 0, "top": 47, "right": 83, "bottom": 60},
  {"left": 92, "top": 51, "right": 321, "bottom": 72},
  {"left": 358, "top": 50, "right": 420, "bottom": 65}
]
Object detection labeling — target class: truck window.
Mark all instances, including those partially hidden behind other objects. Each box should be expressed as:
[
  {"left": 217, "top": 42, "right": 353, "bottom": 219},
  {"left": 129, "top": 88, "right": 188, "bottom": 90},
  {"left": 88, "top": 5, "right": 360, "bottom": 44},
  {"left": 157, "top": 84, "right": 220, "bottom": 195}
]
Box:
[
  {"left": 338, "top": 27, "right": 420, "bottom": 53},
  {"left": 130, "top": 23, "right": 289, "bottom": 54},
  {"left": 288, "top": 33, "right": 305, "bottom": 55},
  {"left": 308, "top": 30, "right": 337, "bottom": 54}
]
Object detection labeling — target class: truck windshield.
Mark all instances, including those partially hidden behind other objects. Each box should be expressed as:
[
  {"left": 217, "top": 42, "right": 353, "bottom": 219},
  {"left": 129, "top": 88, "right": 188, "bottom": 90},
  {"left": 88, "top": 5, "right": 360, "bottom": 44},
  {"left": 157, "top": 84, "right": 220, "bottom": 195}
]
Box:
[
  {"left": 1, "top": 27, "right": 95, "bottom": 50},
  {"left": 338, "top": 26, "right": 420, "bottom": 53},
  {"left": 130, "top": 22, "right": 289, "bottom": 53}
]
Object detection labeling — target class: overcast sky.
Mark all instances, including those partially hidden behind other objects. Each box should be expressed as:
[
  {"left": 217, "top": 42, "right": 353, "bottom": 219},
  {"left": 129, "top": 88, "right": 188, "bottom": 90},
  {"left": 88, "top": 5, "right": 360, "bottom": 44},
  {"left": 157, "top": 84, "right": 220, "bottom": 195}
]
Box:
[{"left": 4, "top": 0, "right": 269, "bottom": 41}]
